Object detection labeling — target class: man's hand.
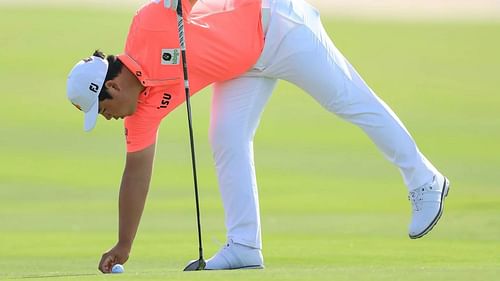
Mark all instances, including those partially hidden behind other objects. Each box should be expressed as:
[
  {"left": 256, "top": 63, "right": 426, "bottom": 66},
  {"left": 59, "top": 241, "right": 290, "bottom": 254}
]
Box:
[
  {"left": 98, "top": 144, "right": 156, "bottom": 273},
  {"left": 98, "top": 243, "right": 130, "bottom": 273}
]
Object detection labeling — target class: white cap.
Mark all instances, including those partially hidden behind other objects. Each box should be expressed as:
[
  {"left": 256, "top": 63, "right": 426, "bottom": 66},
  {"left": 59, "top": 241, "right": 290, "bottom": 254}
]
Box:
[{"left": 67, "top": 56, "right": 109, "bottom": 131}]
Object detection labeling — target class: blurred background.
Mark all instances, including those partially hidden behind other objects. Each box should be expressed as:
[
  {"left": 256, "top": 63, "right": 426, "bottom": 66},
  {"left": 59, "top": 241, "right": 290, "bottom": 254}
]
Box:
[
  {"left": 0, "top": 1, "right": 499, "bottom": 280},
  {"left": 2, "top": 0, "right": 500, "bottom": 19}
]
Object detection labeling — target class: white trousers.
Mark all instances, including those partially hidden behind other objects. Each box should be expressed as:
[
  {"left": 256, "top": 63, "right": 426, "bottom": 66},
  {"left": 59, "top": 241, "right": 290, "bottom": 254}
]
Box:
[{"left": 208, "top": 0, "right": 439, "bottom": 249}]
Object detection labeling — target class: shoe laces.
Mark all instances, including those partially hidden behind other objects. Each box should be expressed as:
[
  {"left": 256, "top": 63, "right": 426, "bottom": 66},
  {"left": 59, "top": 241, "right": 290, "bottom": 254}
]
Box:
[
  {"left": 408, "top": 188, "right": 424, "bottom": 211},
  {"left": 408, "top": 176, "right": 437, "bottom": 212}
]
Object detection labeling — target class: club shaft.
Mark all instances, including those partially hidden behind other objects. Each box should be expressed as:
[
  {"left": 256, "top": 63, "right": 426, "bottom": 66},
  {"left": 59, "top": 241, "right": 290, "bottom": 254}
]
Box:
[{"left": 176, "top": 0, "right": 204, "bottom": 261}]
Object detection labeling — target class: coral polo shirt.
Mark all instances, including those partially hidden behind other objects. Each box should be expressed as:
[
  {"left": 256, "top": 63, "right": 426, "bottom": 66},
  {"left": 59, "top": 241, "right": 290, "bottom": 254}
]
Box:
[{"left": 119, "top": 0, "right": 264, "bottom": 152}]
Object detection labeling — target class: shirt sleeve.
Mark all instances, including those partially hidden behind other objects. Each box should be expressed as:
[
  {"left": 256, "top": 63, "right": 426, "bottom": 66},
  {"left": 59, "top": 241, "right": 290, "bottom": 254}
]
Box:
[
  {"left": 124, "top": 84, "right": 187, "bottom": 153},
  {"left": 124, "top": 104, "right": 161, "bottom": 153}
]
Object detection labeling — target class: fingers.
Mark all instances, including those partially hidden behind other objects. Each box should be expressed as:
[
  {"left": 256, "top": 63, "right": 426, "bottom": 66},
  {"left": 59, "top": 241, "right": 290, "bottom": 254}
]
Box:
[
  {"left": 98, "top": 245, "right": 130, "bottom": 274},
  {"left": 98, "top": 253, "right": 116, "bottom": 273}
]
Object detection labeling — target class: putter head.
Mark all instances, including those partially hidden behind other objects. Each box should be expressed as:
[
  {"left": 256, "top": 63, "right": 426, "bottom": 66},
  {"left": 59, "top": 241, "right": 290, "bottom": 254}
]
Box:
[{"left": 183, "top": 258, "right": 206, "bottom": 271}]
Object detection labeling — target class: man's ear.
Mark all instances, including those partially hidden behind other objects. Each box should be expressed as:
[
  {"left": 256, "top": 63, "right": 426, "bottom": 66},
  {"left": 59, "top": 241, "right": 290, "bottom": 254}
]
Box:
[{"left": 105, "top": 80, "right": 120, "bottom": 94}]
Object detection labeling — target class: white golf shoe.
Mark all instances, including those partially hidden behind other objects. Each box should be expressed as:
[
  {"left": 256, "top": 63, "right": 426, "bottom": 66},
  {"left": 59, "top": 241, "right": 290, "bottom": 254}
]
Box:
[
  {"left": 408, "top": 174, "right": 450, "bottom": 239},
  {"left": 204, "top": 240, "right": 264, "bottom": 270}
]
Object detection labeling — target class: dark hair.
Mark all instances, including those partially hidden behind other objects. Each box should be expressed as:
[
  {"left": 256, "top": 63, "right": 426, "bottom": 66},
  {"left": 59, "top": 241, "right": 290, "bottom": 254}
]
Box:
[{"left": 92, "top": 50, "right": 123, "bottom": 101}]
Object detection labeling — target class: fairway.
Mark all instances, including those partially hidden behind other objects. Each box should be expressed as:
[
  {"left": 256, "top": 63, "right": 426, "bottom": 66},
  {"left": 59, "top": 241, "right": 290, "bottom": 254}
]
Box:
[{"left": 1, "top": 2, "right": 500, "bottom": 281}]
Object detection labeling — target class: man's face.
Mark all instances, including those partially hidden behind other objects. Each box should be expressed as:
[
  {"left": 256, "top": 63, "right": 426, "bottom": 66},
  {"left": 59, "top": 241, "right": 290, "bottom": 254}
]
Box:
[
  {"left": 98, "top": 93, "right": 137, "bottom": 120},
  {"left": 98, "top": 71, "right": 140, "bottom": 120}
]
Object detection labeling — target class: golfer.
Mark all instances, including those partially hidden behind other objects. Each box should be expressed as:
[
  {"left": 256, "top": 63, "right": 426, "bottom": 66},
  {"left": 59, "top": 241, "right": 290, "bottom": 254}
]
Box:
[{"left": 66, "top": 0, "right": 450, "bottom": 273}]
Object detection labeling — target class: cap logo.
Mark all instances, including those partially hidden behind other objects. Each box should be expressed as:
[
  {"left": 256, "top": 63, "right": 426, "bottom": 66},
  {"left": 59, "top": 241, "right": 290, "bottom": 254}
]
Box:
[
  {"left": 89, "top": 82, "right": 100, "bottom": 93},
  {"left": 161, "top": 49, "right": 180, "bottom": 65}
]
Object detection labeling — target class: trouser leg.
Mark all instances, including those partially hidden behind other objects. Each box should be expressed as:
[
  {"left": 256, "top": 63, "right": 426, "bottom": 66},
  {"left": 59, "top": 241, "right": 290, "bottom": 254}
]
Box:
[
  {"left": 261, "top": 15, "right": 438, "bottom": 189},
  {"left": 209, "top": 77, "right": 277, "bottom": 249}
]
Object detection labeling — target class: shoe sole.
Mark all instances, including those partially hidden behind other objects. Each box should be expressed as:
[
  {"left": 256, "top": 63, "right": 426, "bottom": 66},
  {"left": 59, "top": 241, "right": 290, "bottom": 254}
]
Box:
[{"left": 409, "top": 177, "right": 450, "bottom": 239}]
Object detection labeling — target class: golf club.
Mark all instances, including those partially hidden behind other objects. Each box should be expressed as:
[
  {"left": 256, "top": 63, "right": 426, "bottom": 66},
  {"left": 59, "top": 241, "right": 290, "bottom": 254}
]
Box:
[{"left": 164, "top": 0, "right": 206, "bottom": 271}]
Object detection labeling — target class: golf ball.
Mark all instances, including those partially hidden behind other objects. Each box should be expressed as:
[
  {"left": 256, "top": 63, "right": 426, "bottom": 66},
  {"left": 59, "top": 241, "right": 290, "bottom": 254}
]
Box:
[{"left": 111, "top": 264, "right": 124, "bottom": 274}]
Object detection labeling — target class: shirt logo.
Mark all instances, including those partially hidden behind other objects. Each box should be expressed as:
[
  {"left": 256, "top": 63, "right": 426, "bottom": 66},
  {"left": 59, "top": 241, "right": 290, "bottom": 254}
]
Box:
[
  {"left": 163, "top": 0, "right": 172, "bottom": 8},
  {"left": 157, "top": 93, "right": 172, "bottom": 109},
  {"left": 161, "top": 49, "right": 180, "bottom": 65}
]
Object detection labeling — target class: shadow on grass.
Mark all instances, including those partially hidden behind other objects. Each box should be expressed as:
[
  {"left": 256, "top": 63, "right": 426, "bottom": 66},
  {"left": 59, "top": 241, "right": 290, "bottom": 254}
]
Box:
[{"left": 6, "top": 273, "right": 99, "bottom": 279}]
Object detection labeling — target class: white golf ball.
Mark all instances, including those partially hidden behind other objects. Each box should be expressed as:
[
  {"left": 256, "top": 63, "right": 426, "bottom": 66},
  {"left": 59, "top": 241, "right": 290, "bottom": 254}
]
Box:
[{"left": 111, "top": 264, "right": 124, "bottom": 274}]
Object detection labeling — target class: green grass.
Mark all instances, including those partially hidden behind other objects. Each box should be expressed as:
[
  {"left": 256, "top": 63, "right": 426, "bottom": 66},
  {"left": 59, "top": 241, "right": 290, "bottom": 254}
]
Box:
[{"left": 1, "top": 5, "right": 500, "bottom": 281}]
